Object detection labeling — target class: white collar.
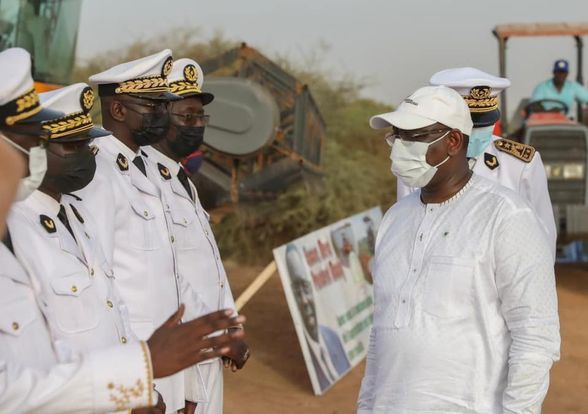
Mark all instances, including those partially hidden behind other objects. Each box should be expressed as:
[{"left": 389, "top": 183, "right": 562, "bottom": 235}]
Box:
[
  {"left": 141, "top": 146, "right": 182, "bottom": 176},
  {"left": 27, "top": 190, "right": 61, "bottom": 215},
  {"left": 100, "top": 134, "right": 140, "bottom": 161}
]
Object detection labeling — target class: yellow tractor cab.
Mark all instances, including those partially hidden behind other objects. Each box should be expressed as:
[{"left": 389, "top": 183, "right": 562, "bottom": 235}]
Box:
[
  {"left": 493, "top": 23, "right": 588, "bottom": 262},
  {"left": 0, "top": 0, "right": 83, "bottom": 91}
]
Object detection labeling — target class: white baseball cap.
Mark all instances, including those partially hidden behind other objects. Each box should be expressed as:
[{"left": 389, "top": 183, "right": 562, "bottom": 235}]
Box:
[{"left": 369, "top": 85, "right": 473, "bottom": 136}]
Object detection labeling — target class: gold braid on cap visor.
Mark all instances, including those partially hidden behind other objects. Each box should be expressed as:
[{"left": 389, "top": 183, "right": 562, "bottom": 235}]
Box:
[
  {"left": 114, "top": 76, "right": 169, "bottom": 94},
  {"left": 4, "top": 88, "right": 42, "bottom": 126},
  {"left": 42, "top": 111, "right": 94, "bottom": 139},
  {"left": 169, "top": 80, "right": 202, "bottom": 96}
]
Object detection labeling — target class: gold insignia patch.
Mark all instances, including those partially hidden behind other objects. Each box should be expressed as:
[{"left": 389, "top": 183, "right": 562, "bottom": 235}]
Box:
[
  {"left": 81, "top": 87, "right": 95, "bottom": 112},
  {"left": 184, "top": 64, "right": 197, "bottom": 82},
  {"left": 484, "top": 152, "right": 499, "bottom": 170},
  {"left": 162, "top": 57, "right": 173, "bottom": 78},
  {"left": 494, "top": 139, "right": 535, "bottom": 163},
  {"left": 469, "top": 86, "right": 491, "bottom": 100},
  {"left": 463, "top": 85, "right": 498, "bottom": 113},
  {"left": 117, "top": 153, "right": 129, "bottom": 171},
  {"left": 158, "top": 163, "right": 171, "bottom": 180},
  {"left": 39, "top": 214, "right": 57, "bottom": 234}
]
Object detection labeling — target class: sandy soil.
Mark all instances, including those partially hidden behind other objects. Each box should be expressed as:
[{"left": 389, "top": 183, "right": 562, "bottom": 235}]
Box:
[{"left": 223, "top": 262, "right": 588, "bottom": 414}]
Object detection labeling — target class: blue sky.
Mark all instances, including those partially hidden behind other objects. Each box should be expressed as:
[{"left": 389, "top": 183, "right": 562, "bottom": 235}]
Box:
[{"left": 77, "top": 0, "right": 588, "bottom": 118}]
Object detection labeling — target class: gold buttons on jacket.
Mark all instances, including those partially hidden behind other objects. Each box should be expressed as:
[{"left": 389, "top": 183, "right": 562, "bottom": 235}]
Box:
[
  {"left": 171, "top": 236, "right": 175, "bottom": 243},
  {"left": 121, "top": 336, "right": 127, "bottom": 344},
  {"left": 12, "top": 322, "right": 19, "bottom": 331},
  {"left": 107, "top": 300, "right": 113, "bottom": 308},
  {"left": 143, "top": 211, "right": 149, "bottom": 217},
  {"left": 71, "top": 285, "right": 78, "bottom": 293},
  {"left": 90, "top": 268, "right": 95, "bottom": 276}
]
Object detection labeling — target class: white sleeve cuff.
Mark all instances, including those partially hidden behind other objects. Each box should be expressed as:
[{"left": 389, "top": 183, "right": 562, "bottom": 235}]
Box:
[{"left": 89, "top": 341, "right": 154, "bottom": 412}]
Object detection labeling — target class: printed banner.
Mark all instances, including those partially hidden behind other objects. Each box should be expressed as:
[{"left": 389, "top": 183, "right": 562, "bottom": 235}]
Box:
[{"left": 273, "top": 207, "right": 382, "bottom": 395}]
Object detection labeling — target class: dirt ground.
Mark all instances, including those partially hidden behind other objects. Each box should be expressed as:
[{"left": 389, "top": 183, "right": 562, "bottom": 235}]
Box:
[{"left": 223, "top": 262, "right": 588, "bottom": 414}]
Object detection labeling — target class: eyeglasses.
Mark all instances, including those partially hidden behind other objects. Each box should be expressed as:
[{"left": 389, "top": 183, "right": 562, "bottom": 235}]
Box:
[
  {"left": 121, "top": 100, "right": 168, "bottom": 113},
  {"left": 385, "top": 128, "right": 451, "bottom": 146},
  {"left": 170, "top": 112, "right": 210, "bottom": 126}
]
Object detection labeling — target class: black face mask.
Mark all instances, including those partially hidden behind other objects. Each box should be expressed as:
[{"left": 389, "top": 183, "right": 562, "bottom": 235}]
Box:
[
  {"left": 125, "top": 105, "right": 170, "bottom": 146},
  {"left": 168, "top": 125, "right": 205, "bottom": 158},
  {"left": 43, "top": 147, "right": 97, "bottom": 194}
]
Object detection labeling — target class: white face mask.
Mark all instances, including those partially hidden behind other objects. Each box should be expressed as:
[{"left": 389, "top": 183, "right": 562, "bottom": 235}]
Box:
[
  {"left": 390, "top": 130, "right": 450, "bottom": 188},
  {"left": 0, "top": 134, "right": 47, "bottom": 201}
]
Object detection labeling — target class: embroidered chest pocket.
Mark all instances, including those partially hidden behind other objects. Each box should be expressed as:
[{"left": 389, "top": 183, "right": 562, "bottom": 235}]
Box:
[
  {"left": 50, "top": 273, "right": 100, "bottom": 334},
  {"left": 422, "top": 256, "right": 475, "bottom": 319},
  {"left": 0, "top": 279, "right": 38, "bottom": 337},
  {"left": 128, "top": 198, "right": 161, "bottom": 251}
]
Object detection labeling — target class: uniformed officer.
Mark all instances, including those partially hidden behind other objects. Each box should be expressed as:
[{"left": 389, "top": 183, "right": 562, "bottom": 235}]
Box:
[
  {"left": 141, "top": 58, "right": 249, "bottom": 414},
  {"left": 0, "top": 47, "right": 247, "bottom": 413},
  {"left": 7, "top": 82, "right": 143, "bottom": 370},
  {"left": 77, "top": 50, "right": 212, "bottom": 413},
  {"left": 394, "top": 67, "right": 557, "bottom": 257}
]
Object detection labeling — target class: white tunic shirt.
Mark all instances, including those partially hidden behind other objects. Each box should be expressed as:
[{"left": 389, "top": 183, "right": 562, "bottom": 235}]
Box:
[
  {"left": 358, "top": 174, "right": 560, "bottom": 414},
  {"left": 75, "top": 135, "right": 207, "bottom": 413},
  {"left": 0, "top": 244, "right": 155, "bottom": 413},
  {"left": 142, "top": 146, "right": 236, "bottom": 412},
  {"left": 142, "top": 146, "right": 236, "bottom": 312},
  {"left": 397, "top": 137, "right": 557, "bottom": 258}
]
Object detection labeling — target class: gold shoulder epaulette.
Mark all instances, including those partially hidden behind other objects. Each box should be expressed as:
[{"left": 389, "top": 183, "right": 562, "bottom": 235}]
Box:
[{"left": 494, "top": 139, "right": 535, "bottom": 163}]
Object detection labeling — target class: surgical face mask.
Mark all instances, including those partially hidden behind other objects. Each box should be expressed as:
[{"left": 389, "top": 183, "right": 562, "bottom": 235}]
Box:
[
  {"left": 124, "top": 104, "right": 170, "bottom": 146},
  {"left": 168, "top": 125, "right": 205, "bottom": 158},
  {"left": 0, "top": 134, "right": 47, "bottom": 201},
  {"left": 466, "top": 126, "right": 494, "bottom": 158},
  {"left": 42, "top": 146, "right": 97, "bottom": 194},
  {"left": 390, "top": 131, "right": 450, "bottom": 188}
]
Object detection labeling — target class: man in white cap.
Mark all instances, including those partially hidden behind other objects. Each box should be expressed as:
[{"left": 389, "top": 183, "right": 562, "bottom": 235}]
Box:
[
  {"left": 397, "top": 67, "right": 557, "bottom": 257},
  {"left": 141, "top": 58, "right": 248, "bottom": 414},
  {"left": 0, "top": 48, "right": 246, "bottom": 413},
  {"left": 76, "top": 50, "right": 224, "bottom": 413},
  {"left": 358, "top": 86, "right": 560, "bottom": 413}
]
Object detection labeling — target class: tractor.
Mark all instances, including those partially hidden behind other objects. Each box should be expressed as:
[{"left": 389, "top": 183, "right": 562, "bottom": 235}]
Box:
[{"left": 493, "top": 23, "right": 588, "bottom": 261}]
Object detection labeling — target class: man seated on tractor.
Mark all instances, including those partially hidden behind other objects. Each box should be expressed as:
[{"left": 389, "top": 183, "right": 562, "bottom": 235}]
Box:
[{"left": 531, "top": 59, "right": 588, "bottom": 119}]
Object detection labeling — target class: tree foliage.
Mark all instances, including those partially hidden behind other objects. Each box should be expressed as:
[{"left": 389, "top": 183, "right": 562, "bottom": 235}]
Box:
[{"left": 214, "top": 46, "right": 396, "bottom": 263}]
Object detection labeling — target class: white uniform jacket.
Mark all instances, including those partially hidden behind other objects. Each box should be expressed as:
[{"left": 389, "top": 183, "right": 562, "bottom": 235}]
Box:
[
  {"left": 0, "top": 243, "right": 155, "bottom": 413},
  {"left": 142, "top": 146, "right": 236, "bottom": 413},
  {"left": 397, "top": 136, "right": 557, "bottom": 257},
  {"left": 75, "top": 136, "right": 207, "bottom": 413},
  {"left": 7, "top": 191, "right": 132, "bottom": 355}
]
